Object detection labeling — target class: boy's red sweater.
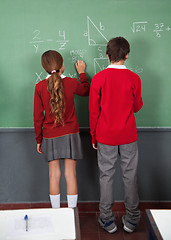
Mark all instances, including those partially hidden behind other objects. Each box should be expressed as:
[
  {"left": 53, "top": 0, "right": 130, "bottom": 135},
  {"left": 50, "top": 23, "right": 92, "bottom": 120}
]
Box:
[
  {"left": 89, "top": 66, "right": 143, "bottom": 145},
  {"left": 34, "top": 73, "right": 90, "bottom": 144}
]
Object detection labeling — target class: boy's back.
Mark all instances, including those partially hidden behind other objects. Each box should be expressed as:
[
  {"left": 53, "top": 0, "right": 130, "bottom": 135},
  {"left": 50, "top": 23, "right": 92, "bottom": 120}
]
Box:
[
  {"left": 89, "top": 65, "right": 143, "bottom": 146},
  {"left": 89, "top": 36, "right": 143, "bottom": 234}
]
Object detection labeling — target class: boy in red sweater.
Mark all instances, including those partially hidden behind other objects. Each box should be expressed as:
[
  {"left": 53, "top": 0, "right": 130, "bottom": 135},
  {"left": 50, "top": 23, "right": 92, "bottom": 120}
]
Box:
[{"left": 89, "top": 37, "right": 143, "bottom": 233}]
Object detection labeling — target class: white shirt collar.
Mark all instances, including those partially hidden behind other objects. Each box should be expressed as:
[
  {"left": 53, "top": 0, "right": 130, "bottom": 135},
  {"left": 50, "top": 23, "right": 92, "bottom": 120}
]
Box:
[
  {"left": 61, "top": 74, "right": 66, "bottom": 79},
  {"left": 107, "top": 64, "right": 127, "bottom": 69},
  {"left": 46, "top": 74, "right": 66, "bottom": 79}
]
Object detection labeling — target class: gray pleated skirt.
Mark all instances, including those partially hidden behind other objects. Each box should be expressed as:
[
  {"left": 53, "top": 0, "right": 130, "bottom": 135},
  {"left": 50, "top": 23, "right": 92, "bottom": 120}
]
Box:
[{"left": 42, "top": 133, "right": 83, "bottom": 161}]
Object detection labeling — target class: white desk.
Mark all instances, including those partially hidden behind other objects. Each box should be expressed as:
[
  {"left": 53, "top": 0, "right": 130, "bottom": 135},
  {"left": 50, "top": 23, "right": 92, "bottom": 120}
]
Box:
[
  {"left": 146, "top": 209, "right": 171, "bottom": 240},
  {"left": 0, "top": 208, "right": 80, "bottom": 240}
]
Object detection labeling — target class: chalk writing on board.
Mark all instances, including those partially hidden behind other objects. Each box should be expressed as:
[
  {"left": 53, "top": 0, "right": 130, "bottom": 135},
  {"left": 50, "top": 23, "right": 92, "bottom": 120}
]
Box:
[
  {"left": 153, "top": 23, "right": 164, "bottom": 37},
  {"left": 29, "top": 30, "right": 69, "bottom": 53},
  {"left": 94, "top": 58, "right": 110, "bottom": 74},
  {"left": 131, "top": 21, "right": 171, "bottom": 38},
  {"left": 70, "top": 49, "right": 87, "bottom": 62},
  {"left": 35, "top": 72, "right": 42, "bottom": 84},
  {"left": 129, "top": 66, "right": 144, "bottom": 74},
  {"left": 100, "top": 22, "right": 105, "bottom": 31},
  {"left": 97, "top": 47, "right": 106, "bottom": 58},
  {"left": 68, "top": 73, "right": 77, "bottom": 78},
  {"left": 86, "top": 16, "right": 108, "bottom": 46},
  {"left": 30, "top": 30, "right": 44, "bottom": 53},
  {"left": 30, "top": 30, "right": 44, "bottom": 43},
  {"left": 56, "top": 31, "right": 69, "bottom": 50},
  {"left": 166, "top": 26, "right": 171, "bottom": 31},
  {"left": 33, "top": 45, "right": 38, "bottom": 53},
  {"left": 131, "top": 22, "right": 148, "bottom": 33}
]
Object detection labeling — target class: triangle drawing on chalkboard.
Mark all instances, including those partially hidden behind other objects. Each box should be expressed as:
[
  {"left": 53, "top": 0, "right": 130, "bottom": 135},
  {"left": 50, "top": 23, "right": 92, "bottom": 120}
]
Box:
[
  {"left": 94, "top": 58, "right": 110, "bottom": 74},
  {"left": 87, "top": 16, "right": 108, "bottom": 46}
]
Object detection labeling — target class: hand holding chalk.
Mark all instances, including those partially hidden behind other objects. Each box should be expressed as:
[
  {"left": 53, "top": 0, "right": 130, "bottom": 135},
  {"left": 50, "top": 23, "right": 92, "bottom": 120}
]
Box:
[{"left": 75, "top": 60, "right": 85, "bottom": 74}]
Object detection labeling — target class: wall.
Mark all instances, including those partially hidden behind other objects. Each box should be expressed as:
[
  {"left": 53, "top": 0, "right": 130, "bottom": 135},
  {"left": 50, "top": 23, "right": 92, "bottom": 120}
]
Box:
[{"left": 0, "top": 129, "right": 171, "bottom": 203}]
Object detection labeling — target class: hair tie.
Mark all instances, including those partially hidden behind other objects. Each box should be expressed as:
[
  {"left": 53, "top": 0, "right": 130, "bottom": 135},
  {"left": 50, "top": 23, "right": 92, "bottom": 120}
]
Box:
[{"left": 51, "top": 69, "right": 60, "bottom": 74}]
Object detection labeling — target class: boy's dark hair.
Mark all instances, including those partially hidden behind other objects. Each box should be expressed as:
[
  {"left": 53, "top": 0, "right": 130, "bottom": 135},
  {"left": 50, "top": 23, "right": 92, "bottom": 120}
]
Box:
[{"left": 106, "top": 37, "right": 130, "bottom": 62}]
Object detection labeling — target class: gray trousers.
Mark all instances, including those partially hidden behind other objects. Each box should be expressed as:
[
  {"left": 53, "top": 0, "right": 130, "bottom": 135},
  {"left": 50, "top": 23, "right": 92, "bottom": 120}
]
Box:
[{"left": 97, "top": 141, "right": 140, "bottom": 224}]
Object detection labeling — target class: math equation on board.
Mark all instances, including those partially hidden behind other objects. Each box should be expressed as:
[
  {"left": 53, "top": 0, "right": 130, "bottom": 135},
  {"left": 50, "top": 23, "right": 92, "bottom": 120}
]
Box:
[
  {"left": 131, "top": 21, "right": 171, "bottom": 37},
  {"left": 29, "top": 16, "right": 170, "bottom": 84},
  {"left": 29, "top": 30, "right": 69, "bottom": 53}
]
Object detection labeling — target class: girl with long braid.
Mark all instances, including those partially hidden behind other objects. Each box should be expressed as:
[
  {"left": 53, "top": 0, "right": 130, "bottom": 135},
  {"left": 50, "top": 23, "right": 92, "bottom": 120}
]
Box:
[{"left": 34, "top": 50, "right": 90, "bottom": 208}]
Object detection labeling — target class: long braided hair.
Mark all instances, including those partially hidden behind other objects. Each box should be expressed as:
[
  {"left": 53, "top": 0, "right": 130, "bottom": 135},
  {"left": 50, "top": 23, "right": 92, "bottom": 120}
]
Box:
[{"left": 41, "top": 50, "right": 65, "bottom": 125}]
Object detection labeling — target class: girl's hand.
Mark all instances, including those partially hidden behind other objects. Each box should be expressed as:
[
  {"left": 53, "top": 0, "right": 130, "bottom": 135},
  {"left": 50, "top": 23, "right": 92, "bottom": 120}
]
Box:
[
  {"left": 37, "top": 143, "right": 43, "bottom": 154},
  {"left": 75, "top": 60, "right": 85, "bottom": 74}
]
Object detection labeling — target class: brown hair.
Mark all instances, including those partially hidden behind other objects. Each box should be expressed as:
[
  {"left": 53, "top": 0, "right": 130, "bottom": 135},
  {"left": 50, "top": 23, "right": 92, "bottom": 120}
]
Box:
[
  {"left": 106, "top": 37, "right": 130, "bottom": 62},
  {"left": 41, "top": 50, "right": 65, "bottom": 125}
]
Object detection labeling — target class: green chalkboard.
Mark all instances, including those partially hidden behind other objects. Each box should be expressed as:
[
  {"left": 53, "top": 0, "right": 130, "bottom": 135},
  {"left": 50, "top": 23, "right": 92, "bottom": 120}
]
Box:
[{"left": 0, "top": 0, "right": 171, "bottom": 127}]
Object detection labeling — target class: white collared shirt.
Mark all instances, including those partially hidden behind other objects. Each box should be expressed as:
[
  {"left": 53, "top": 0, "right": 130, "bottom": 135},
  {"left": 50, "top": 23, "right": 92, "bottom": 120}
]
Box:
[
  {"left": 107, "top": 64, "right": 127, "bottom": 69},
  {"left": 46, "top": 74, "right": 66, "bottom": 79}
]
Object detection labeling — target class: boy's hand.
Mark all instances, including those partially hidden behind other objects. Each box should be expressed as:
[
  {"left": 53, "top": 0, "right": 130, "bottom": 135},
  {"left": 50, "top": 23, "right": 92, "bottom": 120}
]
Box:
[
  {"left": 92, "top": 143, "right": 97, "bottom": 150},
  {"left": 75, "top": 60, "right": 85, "bottom": 74},
  {"left": 37, "top": 143, "right": 43, "bottom": 154}
]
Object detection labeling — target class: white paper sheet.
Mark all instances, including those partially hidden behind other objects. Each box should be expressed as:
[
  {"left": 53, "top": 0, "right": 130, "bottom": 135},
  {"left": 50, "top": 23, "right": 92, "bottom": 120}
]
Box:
[
  {"left": 0, "top": 208, "right": 76, "bottom": 240},
  {"left": 151, "top": 210, "right": 171, "bottom": 240}
]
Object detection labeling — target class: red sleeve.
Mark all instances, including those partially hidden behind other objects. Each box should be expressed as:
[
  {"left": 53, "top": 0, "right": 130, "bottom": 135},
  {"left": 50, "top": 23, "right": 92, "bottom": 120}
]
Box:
[
  {"left": 133, "top": 75, "right": 143, "bottom": 113},
  {"left": 89, "top": 75, "right": 101, "bottom": 144},
  {"left": 33, "top": 84, "right": 44, "bottom": 144},
  {"left": 74, "top": 73, "right": 90, "bottom": 96}
]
